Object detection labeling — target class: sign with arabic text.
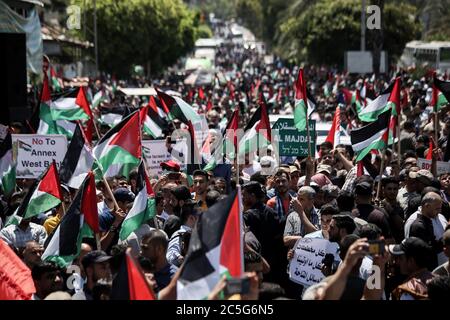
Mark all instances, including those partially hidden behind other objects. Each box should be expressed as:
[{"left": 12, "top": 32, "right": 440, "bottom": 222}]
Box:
[
  {"left": 272, "top": 119, "right": 315, "bottom": 157},
  {"left": 289, "top": 237, "right": 339, "bottom": 287}
]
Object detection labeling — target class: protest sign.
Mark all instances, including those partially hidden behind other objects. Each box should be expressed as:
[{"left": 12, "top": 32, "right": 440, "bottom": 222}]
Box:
[
  {"left": 12, "top": 134, "right": 67, "bottom": 179},
  {"left": 142, "top": 139, "right": 187, "bottom": 177},
  {"left": 417, "top": 158, "right": 450, "bottom": 176},
  {"left": 272, "top": 119, "right": 316, "bottom": 157},
  {"left": 289, "top": 237, "right": 339, "bottom": 287}
]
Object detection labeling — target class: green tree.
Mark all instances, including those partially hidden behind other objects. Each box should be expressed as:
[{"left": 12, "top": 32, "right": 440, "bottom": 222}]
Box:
[
  {"left": 72, "top": 0, "right": 199, "bottom": 77},
  {"left": 276, "top": 0, "right": 420, "bottom": 67},
  {"left": 235, "top": 0, "right": 264, "bottom": 38}
]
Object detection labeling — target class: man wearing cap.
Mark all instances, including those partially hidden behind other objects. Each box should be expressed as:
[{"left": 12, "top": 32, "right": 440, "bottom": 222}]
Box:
[
  {"left": 99, "top": 187, "right": 135, "bottom": 252},
  {"left": 80, "top": 250, "right": 112, "bottom": 300},
  {"left": 397, "top": 166, "right": 419, "bottom": 212},
  {"left": 411, "top": 169, "right": 434, "bottom": 194},
  {"left": 409, "top": 192, "right": 448, "bottom": 269},
  {"left": 352, "top": 179, "right": 392, "bottom": 240},
  {"left": 389, "top": 237, "right": 435, "bottom": 300}
]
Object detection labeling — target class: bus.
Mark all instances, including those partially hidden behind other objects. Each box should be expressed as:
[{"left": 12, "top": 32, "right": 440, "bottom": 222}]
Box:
[{"left": 399, "top": 41, "right": 450, "bottom": 72}]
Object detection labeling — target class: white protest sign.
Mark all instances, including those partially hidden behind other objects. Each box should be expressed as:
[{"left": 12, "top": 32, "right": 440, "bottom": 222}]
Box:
[
  {"left": 0, "top": 124, "right": 8, "bottom": 142},
  {"left": 289, "top": 237, "right": 339, "bottom": 287},
  {"left": 417, "top": 158, "right": 450, "bottom": 176},
  {"left": 12, "top": 134, "right": 68, "bottom": 179},
  {"left": 142, "top": 139, "right": 187, "bottom": 177}
]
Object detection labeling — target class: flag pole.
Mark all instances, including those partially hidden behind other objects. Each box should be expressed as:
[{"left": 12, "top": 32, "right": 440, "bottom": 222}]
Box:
[
  {"left": 93, "top": 119, "right": 102, "bottom": 140},
  {"left": 142, "top": 159, "right": 159, "bottom": 230},
  {"left": 306, "top": 118, "right": 312, "bottom": 158},
  {"left": 397, "top": 116, "right": 401, "bottom": 167},
  {"left": 95, "top": 233, "right": 102, "bottom": 250},
  {"left": 375, "top": 148, "right": 386, "bottom": 201},
  {"left": 102, "top": 176, "right": 119, "bottom": 211},
  {"left": 434, "top": 112, "right": 439, "bottom": 151}
]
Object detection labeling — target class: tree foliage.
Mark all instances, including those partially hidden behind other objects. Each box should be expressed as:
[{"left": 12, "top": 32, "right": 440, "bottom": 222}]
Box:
[
  {"left": 72, "top": 0, "right": 200, "bottom": 77},
  {"left": 275, "top": 0, "right": 421, "bottom": 66}
]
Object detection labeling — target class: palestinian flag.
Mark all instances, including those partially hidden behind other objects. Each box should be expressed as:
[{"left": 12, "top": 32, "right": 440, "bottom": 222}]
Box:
[
  {"left": 37, "top": 76, "right": 76, "bottom": 138},
  {"left": 22, "top": 161, "right": 62, "bottom": 220},
  {"left": 110, "top": 248, "right": 156, "bottom": 300},
  {"left": 387, "top": 78, "right": 402, "bottom": 145},
  {"left": 140, "top": 101, "right": 165, "bottom": 139},
  {"left": 150, "top": 95, "right": 168, "bottom": 119},
  {"left": 186, "top": 121, "right": 202, "bottom": 175},
  {"left": 198, "top": 87, "right": 205, "bottom": 100},
  {"left": 119, "top": 161, "right": 156, "bottom": 241},
  {"left": 222, "top": 108, "right": 239, "bottom": 158},
  {"left": 432, "top": 75, "right": 450, "bottom": 111},
  {"left": 426, "top": 138, "right": 435, "bottom": 160},
  {"left": 49, "top": 66, "right": 63, "bottom": 92},
  {"left": 358, "top": 80, "right": 397, "bottom": 122},
  {"left": 0, "top": 240, "right": 35, "bottom": 300},
  {"left": 92, "top": 89, "right": 109, "bottom": 109},
  {"left": 93, "top": 111, "right": 141, "bottom": 179},
  {"left": 294, "top": 68, "right": 316, "bottom": 131},
  {"left": 59, "top": 124, "right": 95, "bottom": 189},
  {"left": 325, "top": 106, "right": 341, "bottom": 147},
  {"left": 42, "top": 172, "right": 99, "bottom": 266},
  {"left": 177, "top": 188, "right": 244, "bottom": 300},
  {"left": 4, "top": 180, "right": 38, "bottom": 227},
  {"left": 99, "top": 106, "right": 129, "bottom": 128},
  {"left": 0, "top": 130, "right": 16, "bottom": 196},
  {"left": 50, "top": 87, "right": 92, "bottom": 121},
  {"left": 238, "top": 95, "right": 271, "bottom": 155},
  {"left": 156, "top": 89, "right": 201, "bottom": 124},
  {"left": 351, "top": 109, "right": 391, "bottom": 161}
]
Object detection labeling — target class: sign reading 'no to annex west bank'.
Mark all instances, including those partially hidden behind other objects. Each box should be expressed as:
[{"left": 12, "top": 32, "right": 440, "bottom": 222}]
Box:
[
  {"left": 12, "top": 134, "right": 68, "bottom": 179},
  {"left": 272, "top": 119, "right": 316, "bottom": 157}
]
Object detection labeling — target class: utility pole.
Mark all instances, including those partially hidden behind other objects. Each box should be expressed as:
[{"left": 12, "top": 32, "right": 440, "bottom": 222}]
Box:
[{"left": 361, "top": 0, "right": 366, "bottom": 51}]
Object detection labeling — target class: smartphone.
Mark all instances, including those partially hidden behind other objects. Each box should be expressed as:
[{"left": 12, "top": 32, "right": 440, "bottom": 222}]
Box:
[
  {"left": 367, "top": 239, "right": 385, "bottom": 256},
  {"left": 224, "top": 277, "right": 250, "bottom": 296}
]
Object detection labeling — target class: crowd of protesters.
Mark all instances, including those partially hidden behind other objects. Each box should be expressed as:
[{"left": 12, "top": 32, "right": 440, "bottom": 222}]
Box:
[{"left": 1, "top": 21, "right": 450, "bottom": 301}]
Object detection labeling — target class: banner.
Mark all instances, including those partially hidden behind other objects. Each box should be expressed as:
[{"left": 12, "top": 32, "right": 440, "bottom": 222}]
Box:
[
  {"left": 142, "top": 139, "right": 187, "bottom": 177},
  {"left": 417, "top": 158, "right": 450, "bottom": 176},
  {"left": 12, "top": 134, "right": 67, "bottom": 179},
  {"left": 272, "top": 119, "right": 316, "bottom": 157},
  {"left": 289, "top": 238, "right": 339, "bottom": 288}
]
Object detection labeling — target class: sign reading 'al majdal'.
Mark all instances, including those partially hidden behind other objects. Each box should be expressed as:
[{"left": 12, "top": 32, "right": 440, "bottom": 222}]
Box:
[
  {"left": 272, "top": 119, "right": 316, "bottom": 157},
  {"left": 12, "top": 134, "right": 67, "bottom": 179}
]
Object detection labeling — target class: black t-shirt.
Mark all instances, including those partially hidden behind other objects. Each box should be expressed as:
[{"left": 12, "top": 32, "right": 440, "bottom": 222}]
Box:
[{"left": 353, "top": 204, "right": 392, "bottom": 238}]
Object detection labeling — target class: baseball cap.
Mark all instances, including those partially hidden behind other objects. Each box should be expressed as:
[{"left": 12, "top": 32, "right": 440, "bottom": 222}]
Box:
[
  {"left": 289, "top": 165, "right": 300, "bottom": 175},
  {"left": 242, "top": 181, "right": 265, "bottom": 198},
  {"left": 388, "top": 237, "right": 432, "bottom": 258},
  {"left": 113, "top": 187, "right": 135, "bottom": 203},
  {"left": 317, "top": 164, "right": 332, "bottom": 175},
  {"left": 354, "top": 181, "right": 373, "bottom": 196},
  {"left": 81, "top": 250, "right": 112, "bottom": 270},
  {"left": 160, "top": 160, "right": 181, "bottom": 172},
  {"left": 409, "top": 169, "right": 433, "bottom": 185}
]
